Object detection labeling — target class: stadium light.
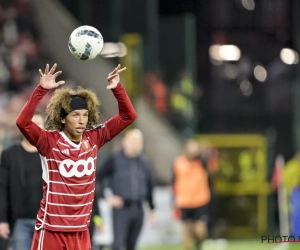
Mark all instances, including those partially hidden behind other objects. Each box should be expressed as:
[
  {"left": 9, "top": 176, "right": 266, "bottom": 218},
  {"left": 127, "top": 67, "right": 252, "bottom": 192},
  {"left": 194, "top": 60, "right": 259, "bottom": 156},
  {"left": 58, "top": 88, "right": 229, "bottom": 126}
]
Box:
[
  {"left": 100, "top": 42, "right": 128, "bottom": 58},
  {"left": 280, "top": 48, "right": 298, "bottom": 65},
  {"left": 241, "top": 0, "right": 255, "bottom": 11},
  {"left": 253, "top": 65, "right": 267, "bottom": 82},
  {"left": 209, "top": 45, "right": 241, "bottom": 62},
  {"left": 240, "top": 79, "right": 253, "bottom": 96}
]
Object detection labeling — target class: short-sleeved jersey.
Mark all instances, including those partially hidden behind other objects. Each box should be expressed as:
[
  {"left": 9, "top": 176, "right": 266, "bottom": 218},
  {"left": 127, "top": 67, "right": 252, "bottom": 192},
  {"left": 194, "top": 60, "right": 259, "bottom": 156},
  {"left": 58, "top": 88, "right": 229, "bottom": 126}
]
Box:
[
  {"left": 16, "top": 83, "right": 137, "bottom": 232},
  {"left": 173, "top": 155, "right": 210, "bottom": 208}
]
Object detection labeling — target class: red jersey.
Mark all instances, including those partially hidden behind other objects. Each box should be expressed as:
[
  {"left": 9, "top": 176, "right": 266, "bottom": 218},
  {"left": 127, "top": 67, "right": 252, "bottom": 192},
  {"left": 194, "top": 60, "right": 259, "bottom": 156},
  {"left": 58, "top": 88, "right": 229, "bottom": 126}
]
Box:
[{"left": 16, "top": 83, "right": 136, "bottom": 232}]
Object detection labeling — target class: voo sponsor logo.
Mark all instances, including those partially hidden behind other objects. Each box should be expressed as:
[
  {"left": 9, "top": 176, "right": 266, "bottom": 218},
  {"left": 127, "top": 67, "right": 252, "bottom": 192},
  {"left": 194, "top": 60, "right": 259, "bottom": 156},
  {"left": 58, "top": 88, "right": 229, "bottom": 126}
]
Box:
[{"left": 59, "top": 157, "right": 94, "bottom": 177}]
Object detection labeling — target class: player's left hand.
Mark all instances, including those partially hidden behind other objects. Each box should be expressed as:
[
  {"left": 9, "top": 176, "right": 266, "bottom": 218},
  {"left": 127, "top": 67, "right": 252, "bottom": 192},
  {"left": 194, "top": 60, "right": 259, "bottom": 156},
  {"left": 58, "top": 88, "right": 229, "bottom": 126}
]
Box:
[{"left": 107, "top": 64, "right": 126, "bottom": 89}]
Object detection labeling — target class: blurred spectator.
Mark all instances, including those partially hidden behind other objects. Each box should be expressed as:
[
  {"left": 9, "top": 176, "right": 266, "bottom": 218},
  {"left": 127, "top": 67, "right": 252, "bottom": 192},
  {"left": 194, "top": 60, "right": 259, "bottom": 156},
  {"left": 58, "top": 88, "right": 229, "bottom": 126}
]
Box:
[
  {"left": 172, "top": 139, "right": 210, "bottom": 250},
  {"left": 283, "top": 151, "right": 300, "bottom": 237},
  {"left": 0, "top": 2, "right": 42, "bottom": 93},
  {"left": 143, "top": 72, "right": 168, "bottom": 114},
  {"left": 0, "top": 0, "right": 53, "bottom": 151},
  {"left": 97, "top": 128, "right": 156, "bottom": 250},
  {"left": 283, "top": 151, "right": 300, "bottom": 195},
  {"left": 142, "top": 70, "right": 204, "bottom": 138},
  {"left": 169, "top": 71, "right": 201, "bottom": 136},
  {"left": 0, "top": 112, "right": 44, "bottom": 250}
]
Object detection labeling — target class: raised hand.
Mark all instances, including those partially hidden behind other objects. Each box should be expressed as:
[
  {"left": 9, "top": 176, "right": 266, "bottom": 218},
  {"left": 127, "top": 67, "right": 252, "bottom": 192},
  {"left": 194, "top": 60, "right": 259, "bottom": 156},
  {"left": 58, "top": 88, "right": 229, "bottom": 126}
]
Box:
[
  {"left": 107, "top": 64, "right": 126, "bottom": 89},
  {"left": 39, "top": 63, "right": 65, "bottom": 90}
]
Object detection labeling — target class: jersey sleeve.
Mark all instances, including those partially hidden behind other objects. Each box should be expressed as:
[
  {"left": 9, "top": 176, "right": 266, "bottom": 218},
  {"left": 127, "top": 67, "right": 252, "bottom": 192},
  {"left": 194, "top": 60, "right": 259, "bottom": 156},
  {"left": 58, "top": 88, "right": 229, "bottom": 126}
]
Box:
[
  {"left": 89, "top": 83, "right": 137, "bottom": 148},
  {"left": 16, "top": 85, "right": 51, "bottom": 156}
]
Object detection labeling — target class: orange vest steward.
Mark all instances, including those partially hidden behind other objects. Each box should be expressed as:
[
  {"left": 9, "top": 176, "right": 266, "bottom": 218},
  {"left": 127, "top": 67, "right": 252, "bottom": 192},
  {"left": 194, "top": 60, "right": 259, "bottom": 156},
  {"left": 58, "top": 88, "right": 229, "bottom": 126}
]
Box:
[{"left": 173, "top": 155, "right": 210, "bottom": 208}]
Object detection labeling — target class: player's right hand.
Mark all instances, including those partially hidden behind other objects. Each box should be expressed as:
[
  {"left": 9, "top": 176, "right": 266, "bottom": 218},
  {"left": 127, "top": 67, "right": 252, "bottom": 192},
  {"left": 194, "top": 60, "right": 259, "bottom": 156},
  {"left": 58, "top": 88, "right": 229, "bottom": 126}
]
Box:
[
  {"left": 39, "top": 63, "right": 65, "bottom": 90},
  {"left": 0, "top": 222, "right": 10, "bottom": 239},
  {"left": 107, "top": 64, "right": 126, "bottom": 89}
]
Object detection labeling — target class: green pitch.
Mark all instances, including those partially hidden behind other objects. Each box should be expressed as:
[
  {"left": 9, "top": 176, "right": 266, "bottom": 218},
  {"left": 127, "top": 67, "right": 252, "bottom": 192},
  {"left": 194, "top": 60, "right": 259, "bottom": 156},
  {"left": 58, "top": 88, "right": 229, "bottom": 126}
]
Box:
[{"left": 140, "top": 240, "right": 300, "bottom": 250}]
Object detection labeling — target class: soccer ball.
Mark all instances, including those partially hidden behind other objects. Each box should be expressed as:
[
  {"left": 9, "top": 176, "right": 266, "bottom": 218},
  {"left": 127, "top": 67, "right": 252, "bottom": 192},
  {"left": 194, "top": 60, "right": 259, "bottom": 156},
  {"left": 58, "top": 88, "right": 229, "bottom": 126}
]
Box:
[{"left": 68, "top": 25, "right": 104, "bottom": 61}]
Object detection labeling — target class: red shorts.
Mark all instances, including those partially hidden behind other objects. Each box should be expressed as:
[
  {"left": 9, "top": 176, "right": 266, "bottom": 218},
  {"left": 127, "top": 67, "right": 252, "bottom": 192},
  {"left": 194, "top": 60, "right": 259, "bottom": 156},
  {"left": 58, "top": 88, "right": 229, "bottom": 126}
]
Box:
[{"left": 31, "top": 228, "right": 91, "bottom": 250}]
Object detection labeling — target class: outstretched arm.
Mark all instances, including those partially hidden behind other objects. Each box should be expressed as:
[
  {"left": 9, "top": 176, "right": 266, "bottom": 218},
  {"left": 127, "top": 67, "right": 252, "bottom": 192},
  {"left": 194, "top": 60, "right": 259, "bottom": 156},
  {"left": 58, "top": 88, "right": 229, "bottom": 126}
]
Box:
[
  {"left": 91, "top": 65, "right": 137, "bottom": 147},
  {"left": 104, "top": 82, "right": 137, "bottom": 138},
  {"left": 16, "top": 64, "right": 65, "bottom": 154},
  {"left": 16, "top": 85, "right": 49, "bottom": 145}
]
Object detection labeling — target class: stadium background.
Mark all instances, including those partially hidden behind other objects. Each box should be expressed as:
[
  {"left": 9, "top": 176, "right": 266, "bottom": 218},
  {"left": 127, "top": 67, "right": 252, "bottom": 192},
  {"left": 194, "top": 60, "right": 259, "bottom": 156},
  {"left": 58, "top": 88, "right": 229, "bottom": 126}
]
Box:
[{"left": 1, "top": 0, "right": 300, "bottom": 249}]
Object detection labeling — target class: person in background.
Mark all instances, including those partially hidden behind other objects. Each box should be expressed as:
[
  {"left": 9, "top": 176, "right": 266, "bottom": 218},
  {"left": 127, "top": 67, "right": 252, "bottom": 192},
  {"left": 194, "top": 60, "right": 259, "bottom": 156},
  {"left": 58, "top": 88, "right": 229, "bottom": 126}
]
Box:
[
  {"left": 172, "top": 139, "right": 210, "bottom": 250},
  {"left": 97, "top": 128, "right": 156, "bottom": 250},
  {"left": 283, "top": 151, "right": 300, "bottom": 237},
  {"left": 0, "top": 111, "right": 44, "bottom": 250}
]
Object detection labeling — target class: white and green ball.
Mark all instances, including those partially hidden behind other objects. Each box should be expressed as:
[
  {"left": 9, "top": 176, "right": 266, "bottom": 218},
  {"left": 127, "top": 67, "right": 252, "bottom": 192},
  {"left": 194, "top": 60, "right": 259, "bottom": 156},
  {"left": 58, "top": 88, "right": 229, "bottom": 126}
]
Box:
[{"left": 68, "top": 25, "right": 104, "bottom": 61}]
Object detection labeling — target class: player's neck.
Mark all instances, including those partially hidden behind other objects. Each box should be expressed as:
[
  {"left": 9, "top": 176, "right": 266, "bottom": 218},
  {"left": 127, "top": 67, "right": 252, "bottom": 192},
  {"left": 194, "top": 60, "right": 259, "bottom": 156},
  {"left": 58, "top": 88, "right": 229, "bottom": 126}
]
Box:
[
  {"left": 21, "top": 139, "right": 38, "bottom": 152},
  {"left": 62, "top": 129, "right": 81, "bottom": 143}
]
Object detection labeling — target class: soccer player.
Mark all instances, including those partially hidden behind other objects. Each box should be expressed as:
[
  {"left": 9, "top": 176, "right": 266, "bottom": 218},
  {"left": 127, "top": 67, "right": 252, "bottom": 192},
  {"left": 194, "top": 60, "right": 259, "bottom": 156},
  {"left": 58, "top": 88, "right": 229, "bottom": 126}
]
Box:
[
  {"left": 15, "top": 63, "right": 137, "bottom": 250},
  {"left": 172, "top": 139, "right": 210, "bottom": 250}
]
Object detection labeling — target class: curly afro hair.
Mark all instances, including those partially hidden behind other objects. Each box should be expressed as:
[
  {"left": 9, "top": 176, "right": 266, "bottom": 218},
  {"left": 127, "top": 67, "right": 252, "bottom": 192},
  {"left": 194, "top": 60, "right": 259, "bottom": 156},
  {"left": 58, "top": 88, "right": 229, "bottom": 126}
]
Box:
[{"left": 45, "top": 86, "right": 100, "bottom": 131}]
